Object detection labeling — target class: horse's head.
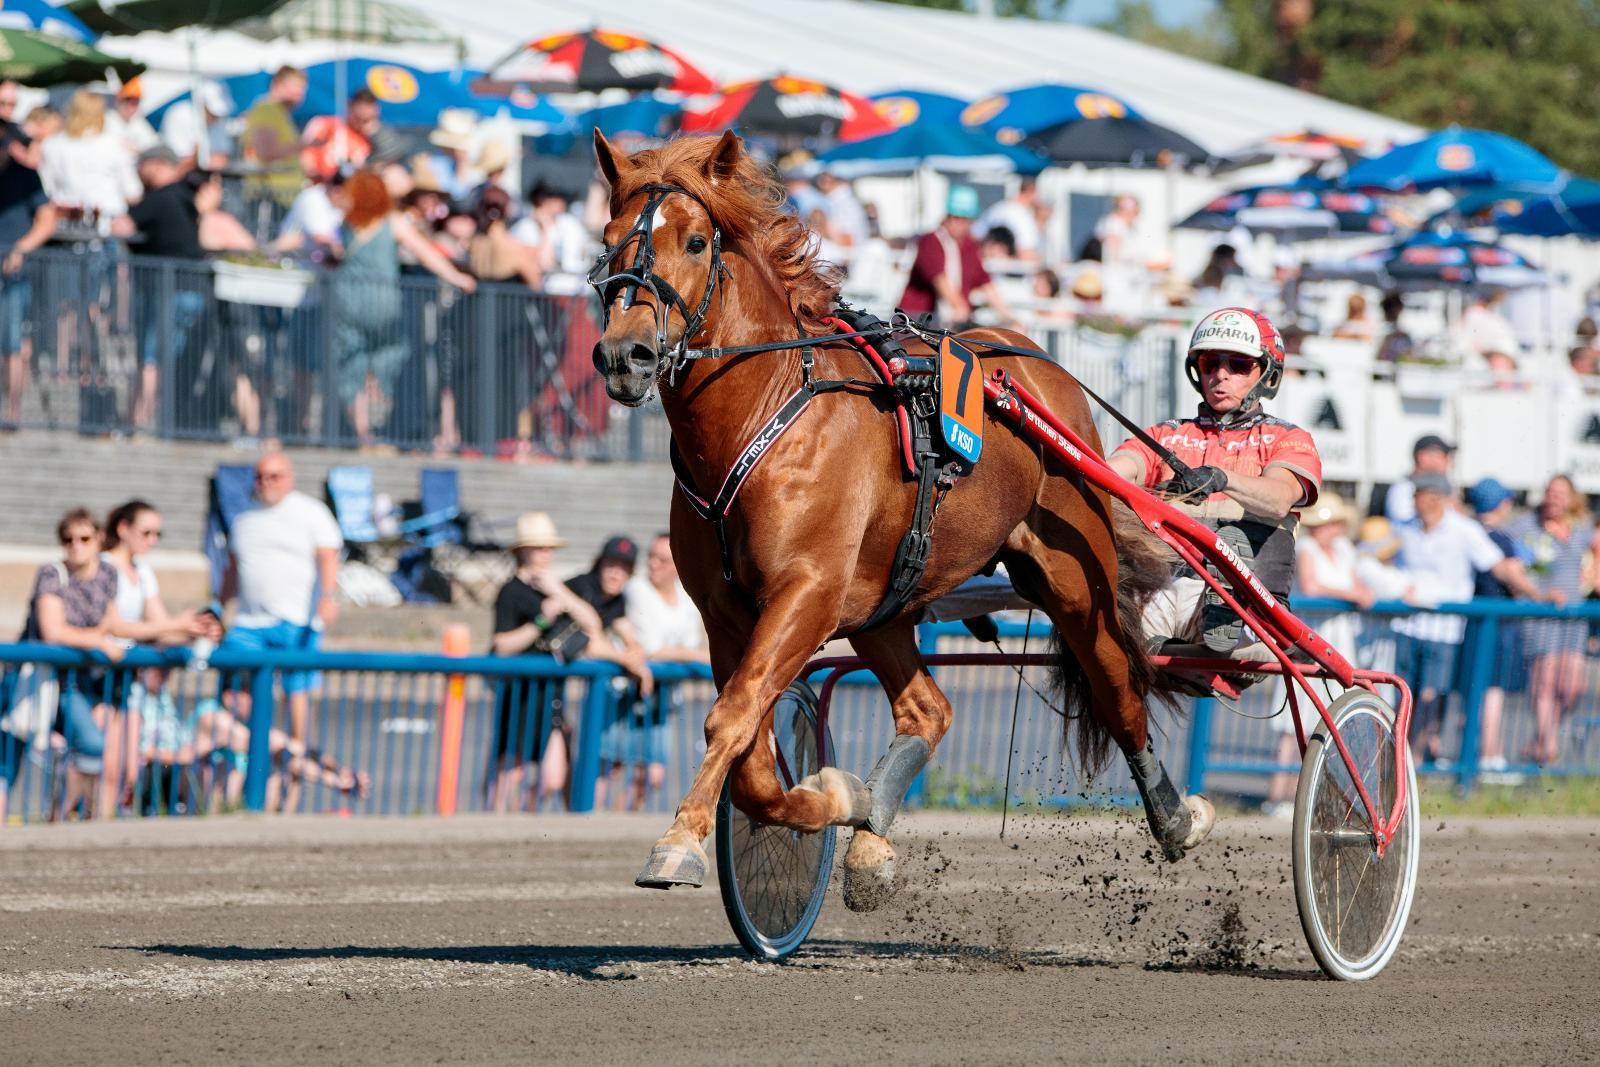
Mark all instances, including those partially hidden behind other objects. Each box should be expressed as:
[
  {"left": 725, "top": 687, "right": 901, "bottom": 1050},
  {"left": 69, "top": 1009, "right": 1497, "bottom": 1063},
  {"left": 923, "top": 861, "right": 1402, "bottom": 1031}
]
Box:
[{"left": 589, "top": 130, "right": 743, "bottom": 406}]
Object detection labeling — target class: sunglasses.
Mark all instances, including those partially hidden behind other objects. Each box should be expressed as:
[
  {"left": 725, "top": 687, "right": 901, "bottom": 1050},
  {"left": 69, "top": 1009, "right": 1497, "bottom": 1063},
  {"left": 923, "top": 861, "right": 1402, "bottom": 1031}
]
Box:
[
  {"left": 61, "top": 532, "right": 96, "bottom": 545},
  {"left": 256, "top": 470, "right": 288, "bottom": 483},
  {"left": 1196, "top": 352, "right": 1263, "bottom": 377},
  {"left": 135, "top": 527, "right": 162, "bottom": 540}
]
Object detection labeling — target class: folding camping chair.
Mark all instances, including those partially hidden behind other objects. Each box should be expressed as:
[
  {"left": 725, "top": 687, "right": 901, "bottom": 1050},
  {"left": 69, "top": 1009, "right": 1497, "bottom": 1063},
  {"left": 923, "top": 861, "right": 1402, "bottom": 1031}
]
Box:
[{"left": 411, "top": 467, "right": 513, "bottom": 604}]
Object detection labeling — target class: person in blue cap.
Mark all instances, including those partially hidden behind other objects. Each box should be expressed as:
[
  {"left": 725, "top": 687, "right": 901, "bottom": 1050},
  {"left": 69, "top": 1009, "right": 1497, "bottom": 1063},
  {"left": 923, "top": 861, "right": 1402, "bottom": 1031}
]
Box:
[
  {"left": 897, "top": 183, "right": 1020, "bottom": 328},
  {"left": 1466, "top": 477, "right": 1540, "bottom": 777}
]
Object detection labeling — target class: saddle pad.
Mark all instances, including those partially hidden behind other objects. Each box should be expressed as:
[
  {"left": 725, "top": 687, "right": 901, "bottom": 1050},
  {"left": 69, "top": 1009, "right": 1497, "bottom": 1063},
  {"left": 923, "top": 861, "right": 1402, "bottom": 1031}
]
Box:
[{"left": 938, "top": 335, "right": 984, "bottom": 467}]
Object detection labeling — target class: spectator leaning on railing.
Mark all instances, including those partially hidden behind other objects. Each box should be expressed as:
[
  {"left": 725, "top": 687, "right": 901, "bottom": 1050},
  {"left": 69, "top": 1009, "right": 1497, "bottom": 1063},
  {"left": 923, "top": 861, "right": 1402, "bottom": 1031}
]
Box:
[
  {"left": 602, "top": 532, "right": 709, "bottom": 812},
  {"left": 0, "top": 116, "right": 56, "bottom": 430},
  {"left": 28, "top": 509, "right": 126, "bottom": 820},
  {"left": 1505, "top": 474, "right": 1600, "bottom": 767},
  {"left": 1392, "top": 473, "right": 1549, "bottom": 766},
  {"left": 1465, "top": 478, "right": 1538, "bottom": 778},
  {"left": 217, "top": 451, "right": 343, "bottom": 743},
  {"left": 487, "top": 512, "right": 591, "bottom": 814}
]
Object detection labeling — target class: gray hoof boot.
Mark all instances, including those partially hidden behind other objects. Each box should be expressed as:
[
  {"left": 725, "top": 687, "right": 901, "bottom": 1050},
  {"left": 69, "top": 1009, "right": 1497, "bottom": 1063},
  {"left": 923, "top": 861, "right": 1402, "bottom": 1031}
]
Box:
[
  {"left": 841, "top": 829, "right": 897, "bottom": 913},
  {"left": 635, "top": 839, "right": 708, "bottom": 889}
]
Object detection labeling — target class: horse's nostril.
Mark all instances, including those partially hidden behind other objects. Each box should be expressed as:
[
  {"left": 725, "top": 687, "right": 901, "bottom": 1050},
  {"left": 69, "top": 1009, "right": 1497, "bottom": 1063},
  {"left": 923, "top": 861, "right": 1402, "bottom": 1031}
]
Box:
[{"left": 628, "top": 344, "right": 658, "bottom": 367}]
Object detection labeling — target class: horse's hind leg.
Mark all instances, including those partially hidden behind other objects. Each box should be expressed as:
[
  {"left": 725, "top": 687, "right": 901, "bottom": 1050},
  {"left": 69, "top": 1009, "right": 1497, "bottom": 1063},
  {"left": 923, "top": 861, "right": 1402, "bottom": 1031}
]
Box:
[
  {"left": 836, "top": 621, "right": 953, "bottom": 912},
  {"left": 1005, "top": 519, "right": 1215, "bottom": 861}
]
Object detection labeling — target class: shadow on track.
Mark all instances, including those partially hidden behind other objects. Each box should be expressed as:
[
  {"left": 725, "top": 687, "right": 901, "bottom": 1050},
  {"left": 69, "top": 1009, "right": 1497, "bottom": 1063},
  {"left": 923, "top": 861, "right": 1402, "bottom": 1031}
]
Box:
[{"left": 131, "top": 939, "right": 1317, "bottom": 980}]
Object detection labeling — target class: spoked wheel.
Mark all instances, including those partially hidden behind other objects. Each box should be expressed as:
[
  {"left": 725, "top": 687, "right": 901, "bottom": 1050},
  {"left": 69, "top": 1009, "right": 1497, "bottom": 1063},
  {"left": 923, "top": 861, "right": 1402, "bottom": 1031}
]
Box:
[
  {"left": 1292, "top": 688, "right": 1420, "bottom": 981},
  {"left": 715, "top": 681, "right": 836, "bottom": 962}
]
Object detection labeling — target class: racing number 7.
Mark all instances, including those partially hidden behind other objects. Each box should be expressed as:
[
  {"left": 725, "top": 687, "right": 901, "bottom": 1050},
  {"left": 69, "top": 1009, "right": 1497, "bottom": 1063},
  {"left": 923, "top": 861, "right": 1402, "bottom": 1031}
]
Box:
[{"left": 951, "top": 341, "right": 975, "bottom": 418}]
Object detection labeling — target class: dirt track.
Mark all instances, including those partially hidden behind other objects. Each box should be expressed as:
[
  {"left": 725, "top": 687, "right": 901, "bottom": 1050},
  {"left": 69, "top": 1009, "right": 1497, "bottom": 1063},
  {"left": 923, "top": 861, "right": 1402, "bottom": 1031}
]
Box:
[{"left": 2, "top": 810, "right": 1596, "bottom": 1065}]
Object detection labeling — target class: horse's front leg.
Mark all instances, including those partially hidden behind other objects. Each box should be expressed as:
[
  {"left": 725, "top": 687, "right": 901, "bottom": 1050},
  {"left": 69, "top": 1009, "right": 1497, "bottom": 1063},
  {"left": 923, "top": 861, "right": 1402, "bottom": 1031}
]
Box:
[{"left": 635, "top": 581, "right": 871, "bottom": 889}]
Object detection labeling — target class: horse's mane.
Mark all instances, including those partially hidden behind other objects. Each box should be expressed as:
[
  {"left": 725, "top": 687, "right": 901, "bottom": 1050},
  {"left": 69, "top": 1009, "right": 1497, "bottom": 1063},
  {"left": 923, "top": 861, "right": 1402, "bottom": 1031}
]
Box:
[{"left": 609, "top": 136, "right": 842, "bottom": 330}]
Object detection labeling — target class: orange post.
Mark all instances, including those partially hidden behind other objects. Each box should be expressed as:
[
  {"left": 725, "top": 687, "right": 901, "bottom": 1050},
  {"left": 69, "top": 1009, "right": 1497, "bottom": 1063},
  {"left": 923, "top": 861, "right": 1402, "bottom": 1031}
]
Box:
[{"left": 436, "top": 623, "right": 471, "bottom": 816}]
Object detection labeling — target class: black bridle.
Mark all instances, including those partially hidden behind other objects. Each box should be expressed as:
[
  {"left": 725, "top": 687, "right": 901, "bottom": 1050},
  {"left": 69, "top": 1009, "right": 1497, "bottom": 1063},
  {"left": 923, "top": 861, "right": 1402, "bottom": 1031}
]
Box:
[{"left": 587, "top": 183, "right": 728, "bottom": 383}]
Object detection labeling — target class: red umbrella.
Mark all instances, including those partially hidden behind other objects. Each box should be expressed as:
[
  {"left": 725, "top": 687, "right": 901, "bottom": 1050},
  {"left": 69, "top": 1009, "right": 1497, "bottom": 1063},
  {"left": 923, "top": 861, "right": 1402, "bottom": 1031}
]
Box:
[
  {"left": 682, "top": 75, "right": 893, "bottom": 142},
  {"left": 487, "top": 28, "right": 715, "bottom": 94}
]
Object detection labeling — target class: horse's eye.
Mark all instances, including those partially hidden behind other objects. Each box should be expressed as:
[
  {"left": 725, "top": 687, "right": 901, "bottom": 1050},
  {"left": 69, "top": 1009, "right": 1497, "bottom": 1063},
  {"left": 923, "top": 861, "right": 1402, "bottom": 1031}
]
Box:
[{"left": 686, "top": 235, "right": 708, "bottom": 255}]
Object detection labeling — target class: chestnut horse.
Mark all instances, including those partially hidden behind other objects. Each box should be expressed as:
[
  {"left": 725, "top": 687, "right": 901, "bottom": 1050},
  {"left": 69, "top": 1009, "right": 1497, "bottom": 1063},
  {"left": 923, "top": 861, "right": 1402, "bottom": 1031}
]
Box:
[{"left": 590, "top": 130, "right": 1213, "bottom": 905}]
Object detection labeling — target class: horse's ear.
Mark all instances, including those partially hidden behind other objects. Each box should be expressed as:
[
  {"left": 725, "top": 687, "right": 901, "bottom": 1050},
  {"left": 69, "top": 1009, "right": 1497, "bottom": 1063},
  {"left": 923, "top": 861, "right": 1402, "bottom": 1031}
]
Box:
[
  {"left": 703, "top": 130, "right": 743, "bottom": 184},
  {"left": 593, "top": 129, "right": 629, "bottom": 188}
]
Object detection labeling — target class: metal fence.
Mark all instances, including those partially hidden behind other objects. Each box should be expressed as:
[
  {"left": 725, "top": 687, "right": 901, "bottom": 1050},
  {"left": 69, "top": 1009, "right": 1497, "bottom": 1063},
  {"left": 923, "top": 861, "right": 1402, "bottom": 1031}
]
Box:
[
  {"left": 5, "top": 597, "right": 1595, "bottom": 824},
  {"left": 1, "top": 248, "right": 1179, "bottom": 461}
]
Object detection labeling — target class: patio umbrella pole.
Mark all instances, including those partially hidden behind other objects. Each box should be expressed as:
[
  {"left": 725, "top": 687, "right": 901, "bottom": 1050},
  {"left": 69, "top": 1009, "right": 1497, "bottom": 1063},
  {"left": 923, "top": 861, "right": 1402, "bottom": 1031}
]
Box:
[{"left": 188, "top": 27, "right": 210, "bottom": 163}]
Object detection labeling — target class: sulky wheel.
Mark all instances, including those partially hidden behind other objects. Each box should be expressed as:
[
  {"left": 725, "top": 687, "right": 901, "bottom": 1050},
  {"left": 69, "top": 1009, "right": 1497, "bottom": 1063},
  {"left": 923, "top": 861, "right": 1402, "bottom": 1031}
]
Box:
[
  {"left": 716, "top": 681, "right": 836, "bottom": 962},
  {"left": 1292, "top": 688, "right": 1420, "bottom": 981}
]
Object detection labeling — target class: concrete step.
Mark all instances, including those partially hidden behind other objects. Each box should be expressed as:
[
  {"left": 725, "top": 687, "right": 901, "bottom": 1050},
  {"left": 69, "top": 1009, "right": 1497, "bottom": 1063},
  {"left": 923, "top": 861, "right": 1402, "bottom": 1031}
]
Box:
[{"left": 0, "top": 430, "right": 675, "bottom": 576}]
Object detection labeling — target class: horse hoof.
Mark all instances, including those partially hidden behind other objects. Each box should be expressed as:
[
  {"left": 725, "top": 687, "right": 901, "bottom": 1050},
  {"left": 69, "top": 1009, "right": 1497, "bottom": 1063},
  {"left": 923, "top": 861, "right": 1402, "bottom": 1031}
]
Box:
[
  {"left": 1182, "top": 794, "right": 1216, "bottom": 851},
  {"left": 634, "top": 839, "right": 708, "bottom": 889},
  {"left": 796, "top": 767, "right": 872, "bottom": 826},
  {"left": 841, "top": 829, "right": 897, "bottom": 913}
]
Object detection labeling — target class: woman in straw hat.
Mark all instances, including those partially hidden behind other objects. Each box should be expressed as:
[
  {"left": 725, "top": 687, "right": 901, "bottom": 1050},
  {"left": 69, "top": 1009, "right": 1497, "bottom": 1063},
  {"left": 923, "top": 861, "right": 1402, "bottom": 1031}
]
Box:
[
  {"left": 486, "top": 512, "right": 601, "bottom": 812},
  {"left": 1262, "top": 491, "right": 1375, "bottom": 817}
]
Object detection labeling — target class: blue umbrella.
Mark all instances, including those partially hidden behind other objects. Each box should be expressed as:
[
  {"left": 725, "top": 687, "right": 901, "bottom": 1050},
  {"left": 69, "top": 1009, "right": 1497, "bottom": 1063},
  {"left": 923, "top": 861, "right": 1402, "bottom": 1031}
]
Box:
[
  {"left": 869, "top": 89, "right": 968, "bottom": 130},
  {"left": 1306, "top": 230, "right": 1545, "bottom": 290},
  {"left": 1178, "top": 180, "right": 1396, "bottom": 241},
  {"left": 0, "top": 0, "right": 94, "bottom": 42},
  {"left": 152, "top": 59, "right": 566, "bottom": 131},
  {"left": 813, "top": 120, "right": 1047, "bottom": 178},
  {"left": 577, "top": 94, "right": 679, "bottom": 139},
  {"left": 1491, "top": 177, "right": 1600, "bottom": 238},
  {"left": 959, "top": 82, "right": 1140, "bottom": 145},
  {"left": 1343, "top": 126, "right": 1563, "bottom": 192}
]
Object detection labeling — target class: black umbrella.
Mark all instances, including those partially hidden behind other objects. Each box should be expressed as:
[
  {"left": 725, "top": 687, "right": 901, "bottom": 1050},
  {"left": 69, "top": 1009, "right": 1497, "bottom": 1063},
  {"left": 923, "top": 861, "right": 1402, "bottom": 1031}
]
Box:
[{"left": 1021, "top": 116, "right": 1209, "bottom": 169}]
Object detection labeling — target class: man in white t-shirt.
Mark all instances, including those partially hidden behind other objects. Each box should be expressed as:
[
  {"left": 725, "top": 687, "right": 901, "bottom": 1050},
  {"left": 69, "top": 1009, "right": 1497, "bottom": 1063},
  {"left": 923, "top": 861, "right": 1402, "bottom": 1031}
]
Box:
[
  {"left": 511, "top": 184, "right": 594, "bottom": 294},
  {"left": 219, "top": 451, "right": 343, "bottom": 740},
  {"left": 1391, "top": 473, "right": 1533, "bottom": 764}
]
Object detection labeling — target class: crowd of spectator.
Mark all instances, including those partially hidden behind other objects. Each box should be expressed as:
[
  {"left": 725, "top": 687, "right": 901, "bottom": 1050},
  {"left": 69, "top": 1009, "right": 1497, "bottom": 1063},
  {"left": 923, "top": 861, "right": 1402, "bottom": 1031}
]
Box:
[{"left": 488, "top": 517, "right": 707, "bottom": 814}]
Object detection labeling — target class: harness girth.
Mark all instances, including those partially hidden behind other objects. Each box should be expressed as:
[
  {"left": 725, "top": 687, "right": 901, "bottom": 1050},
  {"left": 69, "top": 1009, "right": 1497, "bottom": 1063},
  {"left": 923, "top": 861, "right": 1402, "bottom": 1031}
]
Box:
[{"left": 667, "top": 313, "right": 948, "bottom": 633}]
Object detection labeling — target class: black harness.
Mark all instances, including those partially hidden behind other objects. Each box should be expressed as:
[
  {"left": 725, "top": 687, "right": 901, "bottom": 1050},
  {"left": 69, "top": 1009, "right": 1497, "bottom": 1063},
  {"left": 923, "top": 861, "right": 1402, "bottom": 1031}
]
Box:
[
  {"left": 587, "top": 182, "right": 727, "bottom": 383},
  {"left": 588, "top": 185, "right": 1198, "bottom": 635}
]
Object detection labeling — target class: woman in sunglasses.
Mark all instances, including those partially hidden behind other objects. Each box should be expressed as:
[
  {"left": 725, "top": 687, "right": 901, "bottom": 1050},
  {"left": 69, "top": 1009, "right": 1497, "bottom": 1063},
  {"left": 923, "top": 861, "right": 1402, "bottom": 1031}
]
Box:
[
  {"left": 1106, "top": 306, "right": 1323, "bottom": 653},
  {"left": 103, "top": 500, "right": 222, "bottom": 811},
  {"left": 21, "top": 509, "right": 126, "bottom": 820}
]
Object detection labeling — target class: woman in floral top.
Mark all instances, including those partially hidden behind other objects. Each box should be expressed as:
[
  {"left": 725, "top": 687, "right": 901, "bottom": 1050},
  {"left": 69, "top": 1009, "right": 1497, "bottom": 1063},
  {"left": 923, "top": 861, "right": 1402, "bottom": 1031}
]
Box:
[{"left": 1508, "top": 475, "right": 1600, "bottom": 766}]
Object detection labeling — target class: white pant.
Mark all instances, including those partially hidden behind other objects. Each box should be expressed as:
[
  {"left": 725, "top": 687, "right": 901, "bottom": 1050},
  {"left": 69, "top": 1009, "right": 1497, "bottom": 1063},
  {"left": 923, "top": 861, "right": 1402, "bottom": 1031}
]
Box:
[{"left": 930, "top": 572, "right": 1248, "bottom": 651}]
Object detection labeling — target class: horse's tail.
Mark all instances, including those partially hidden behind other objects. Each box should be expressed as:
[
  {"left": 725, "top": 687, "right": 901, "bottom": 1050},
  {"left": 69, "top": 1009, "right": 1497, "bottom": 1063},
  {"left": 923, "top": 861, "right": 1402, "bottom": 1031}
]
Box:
[{"left": 1052, "top": 500, "right": 1183, "bottom": 776}]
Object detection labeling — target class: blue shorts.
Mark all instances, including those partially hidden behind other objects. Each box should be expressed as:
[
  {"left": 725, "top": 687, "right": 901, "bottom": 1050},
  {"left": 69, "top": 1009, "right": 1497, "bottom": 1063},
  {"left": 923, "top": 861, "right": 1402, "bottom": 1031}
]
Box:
[
  {"left": 220, "top": 621, "right": 323, "bottom": 694},
  {"left": 0, "top": 275, "right": 32, "bottom": 356}
]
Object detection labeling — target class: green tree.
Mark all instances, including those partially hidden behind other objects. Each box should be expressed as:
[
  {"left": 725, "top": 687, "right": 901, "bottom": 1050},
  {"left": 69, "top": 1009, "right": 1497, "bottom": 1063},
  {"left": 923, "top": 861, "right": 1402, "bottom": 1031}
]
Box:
[
  {"left": 1091, "top": 0, "right": 1229, "bottom": 64},
  {"left": 1222, "top": 0, "right": 1600, "bottom": 177},
  {"left": 876, "top": 0, "right": 1069, "bottom": 17}
]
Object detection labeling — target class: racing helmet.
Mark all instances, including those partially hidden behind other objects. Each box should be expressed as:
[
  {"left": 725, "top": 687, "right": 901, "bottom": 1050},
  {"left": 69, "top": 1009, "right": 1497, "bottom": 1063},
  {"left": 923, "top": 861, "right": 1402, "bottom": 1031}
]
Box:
[{"left": 1184, "top": 306, "right": 1286, "bottom": 407}]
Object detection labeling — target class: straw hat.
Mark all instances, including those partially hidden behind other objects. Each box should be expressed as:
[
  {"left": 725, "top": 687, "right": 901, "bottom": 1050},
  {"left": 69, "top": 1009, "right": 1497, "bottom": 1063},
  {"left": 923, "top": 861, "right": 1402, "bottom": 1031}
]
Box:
[
  {"left": 1357, "top": 515, "right": 1400, "bottom": 562},
  {"left": 429, "top": 108, "right": 477, "bottom": 152},
  {"left": 476, "top": 140, "right": 511, "bottom": 175},
  {"left": 1301, "top": 490, "right": 1352, "bottom": 529},
  {"left": 1070, "top": 268, "right": 1103, "bottom": 301},
  {"left": 509, "top": 511, "right": 566, "bottom": 550}
]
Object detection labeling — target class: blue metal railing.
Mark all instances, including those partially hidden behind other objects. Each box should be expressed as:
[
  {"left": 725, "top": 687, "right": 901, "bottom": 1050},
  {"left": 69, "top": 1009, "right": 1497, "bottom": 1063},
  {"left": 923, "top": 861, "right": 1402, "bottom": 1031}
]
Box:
[{"left": 3, "top": 597, "right": 1596, "bottom": 821}]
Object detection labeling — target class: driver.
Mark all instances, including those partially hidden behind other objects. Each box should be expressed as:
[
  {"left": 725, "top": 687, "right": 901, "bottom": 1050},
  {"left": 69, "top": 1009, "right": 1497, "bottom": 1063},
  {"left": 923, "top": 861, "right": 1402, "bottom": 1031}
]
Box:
[
  {"left": 1106, "top": 306, "right": 1322, "bottom": 652},
  {"left": 925, "top": 306, "right": 1321, "bottom": 655}
]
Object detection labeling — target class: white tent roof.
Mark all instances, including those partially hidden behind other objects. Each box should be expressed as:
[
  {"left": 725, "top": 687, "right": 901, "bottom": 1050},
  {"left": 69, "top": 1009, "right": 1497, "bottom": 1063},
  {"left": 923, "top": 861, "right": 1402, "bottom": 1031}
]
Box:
[
  {"left": 104, "top": 0, "right": 1421, "bottom": 155},
  {"left": 398, "top": 0, "right": 1424, "bottom": 154}
]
